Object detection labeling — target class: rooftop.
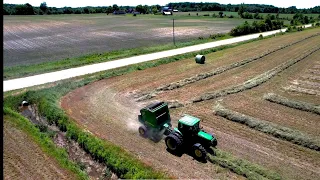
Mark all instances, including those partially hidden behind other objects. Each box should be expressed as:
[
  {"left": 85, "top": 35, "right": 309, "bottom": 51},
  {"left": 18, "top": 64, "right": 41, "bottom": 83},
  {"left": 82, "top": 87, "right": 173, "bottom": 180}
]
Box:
[{"left": 179, "top": 115, "right": 200, "bottom": 126}]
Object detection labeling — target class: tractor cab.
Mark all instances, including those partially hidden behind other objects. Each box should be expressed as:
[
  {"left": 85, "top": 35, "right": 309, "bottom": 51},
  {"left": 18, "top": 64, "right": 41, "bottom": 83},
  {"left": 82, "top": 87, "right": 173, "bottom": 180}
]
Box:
[{"left": 177, "top": 115, "right": 201, "bottom": 136}]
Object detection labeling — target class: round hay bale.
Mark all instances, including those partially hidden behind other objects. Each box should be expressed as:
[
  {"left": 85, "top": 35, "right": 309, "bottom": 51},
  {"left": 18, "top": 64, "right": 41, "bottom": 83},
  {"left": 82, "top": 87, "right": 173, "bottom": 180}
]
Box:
[{"left": 195, "top": 55, "right": 205, "bottom": 64}]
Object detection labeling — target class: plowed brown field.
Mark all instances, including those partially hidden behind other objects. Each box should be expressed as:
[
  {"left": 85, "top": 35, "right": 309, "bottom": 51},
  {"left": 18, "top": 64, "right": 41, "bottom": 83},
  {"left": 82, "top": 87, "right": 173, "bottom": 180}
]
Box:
[{"left": 61, "top": 28, "right": 320, "bottom": 179}]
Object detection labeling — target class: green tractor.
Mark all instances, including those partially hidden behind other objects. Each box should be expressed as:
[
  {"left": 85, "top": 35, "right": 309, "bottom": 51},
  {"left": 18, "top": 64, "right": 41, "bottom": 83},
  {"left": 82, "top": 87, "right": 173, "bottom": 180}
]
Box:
[{"left": 138, "top": 101, "right": 217, "bottom": 160}]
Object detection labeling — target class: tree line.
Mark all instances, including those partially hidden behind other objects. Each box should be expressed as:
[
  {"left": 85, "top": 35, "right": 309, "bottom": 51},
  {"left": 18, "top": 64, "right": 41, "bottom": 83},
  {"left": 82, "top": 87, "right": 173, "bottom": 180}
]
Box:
[
  {"left": 3, "top": 2, "right": 320, "bottom": 15},
  {"left": 3, "top": 3, "right": 163, "bottom": 15},
  {"left": 230, "top": 12, "right": 320, "bottom": 36},
  {"left": 169, "top": 2, "right": 320, "bottom": 14}
]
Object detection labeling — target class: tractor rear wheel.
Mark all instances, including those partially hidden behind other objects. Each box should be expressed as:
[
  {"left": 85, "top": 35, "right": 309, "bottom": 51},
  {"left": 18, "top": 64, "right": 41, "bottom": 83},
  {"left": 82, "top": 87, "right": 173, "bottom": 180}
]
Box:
[
  {"left": 192, "top": 143, "right": 207, "bottom": 160},
  {"left": 138, "top": 126, "right": 147, "bottom": 137},
  {"left": 165, "top": 133, "right": 183, "bottom": 151}
]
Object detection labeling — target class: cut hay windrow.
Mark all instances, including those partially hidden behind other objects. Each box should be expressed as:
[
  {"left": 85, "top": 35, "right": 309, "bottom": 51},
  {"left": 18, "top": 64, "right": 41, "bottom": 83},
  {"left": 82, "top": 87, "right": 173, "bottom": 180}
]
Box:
[
  {"left": 308, "top": 69, "right": 320, "bottom": 75},
  {"left": 136, "top": 33, "right": 320, "bottom": 102},
  {"left": 290, "top": 80, "right": 320, "bottom": 89},
  {"left": 207, "top": 149, "right": 281, "bottom": 180},
  {"left": 263, "top": 93, "right": 320, "bottom": 115},
  {"left": 301, "top": 74, "right": 320, "bottom": 81},
  {"left": 213, "top": 103, "right": 320, "bottom": 151},
  {"left": 284, "top": 85, "right": 320, "bottom": 95},
  {"left": 192, "top": 47, "right": 320, "bottom": 103}
]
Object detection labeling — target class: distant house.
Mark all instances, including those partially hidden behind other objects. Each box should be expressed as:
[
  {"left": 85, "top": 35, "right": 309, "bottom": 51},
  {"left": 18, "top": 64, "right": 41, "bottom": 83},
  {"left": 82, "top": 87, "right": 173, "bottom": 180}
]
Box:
[
  {"left": 162, "top": 7, "right": 172, "bottom": 15},
  {"left": 163, "top": 11, "right": 172, "bottom": 15},
  {"left": 113, "top": 10, "right": 126, "bottom": 15}
]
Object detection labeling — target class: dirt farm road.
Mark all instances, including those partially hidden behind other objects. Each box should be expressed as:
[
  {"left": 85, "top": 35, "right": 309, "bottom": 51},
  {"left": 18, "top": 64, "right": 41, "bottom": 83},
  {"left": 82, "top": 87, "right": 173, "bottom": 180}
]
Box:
[{"left": 3, "top": 25, "right": 312, "bottom": 92}]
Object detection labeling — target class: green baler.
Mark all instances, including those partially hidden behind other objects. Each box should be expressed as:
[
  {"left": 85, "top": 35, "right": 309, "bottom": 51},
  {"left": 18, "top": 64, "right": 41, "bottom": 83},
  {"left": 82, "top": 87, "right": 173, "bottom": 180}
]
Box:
[
  {"left": 138, "top": 102, "right": 172, "bottom": 141},
  {"left": 138, "top": 102, "right": 218, "bottom": 160}
]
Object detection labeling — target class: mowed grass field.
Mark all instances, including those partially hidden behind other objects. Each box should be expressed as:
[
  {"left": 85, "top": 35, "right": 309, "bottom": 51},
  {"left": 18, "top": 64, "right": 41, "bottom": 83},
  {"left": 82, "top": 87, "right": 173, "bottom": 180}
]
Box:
[
  {"left": 4, "top": 14, "right": 249, "bottom": 67},
  {"left": 60, "top": 28, "right": 320, "bottom": 179}
]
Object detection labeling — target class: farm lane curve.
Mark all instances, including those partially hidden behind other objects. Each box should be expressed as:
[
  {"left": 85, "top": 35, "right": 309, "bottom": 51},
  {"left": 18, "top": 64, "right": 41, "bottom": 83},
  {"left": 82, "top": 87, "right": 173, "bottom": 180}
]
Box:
[{"left": 3, "top": 25, "right": 312, "bottom": 92}]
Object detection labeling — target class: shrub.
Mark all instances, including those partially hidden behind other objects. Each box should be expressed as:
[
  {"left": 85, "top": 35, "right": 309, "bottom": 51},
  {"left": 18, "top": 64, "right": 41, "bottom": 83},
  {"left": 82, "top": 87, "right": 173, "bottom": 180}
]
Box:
[
  {"left": 242, "top": 12, "right": 253, "bottom": 19},
  {"left": 228, "top": 15, "right": 234, "bottom": 18},
  {"left": 209, "top": 33, "right": 226, "bottom": 39},
  {"left": 258, "top": 34, "right": 263, "bottom": 39}
]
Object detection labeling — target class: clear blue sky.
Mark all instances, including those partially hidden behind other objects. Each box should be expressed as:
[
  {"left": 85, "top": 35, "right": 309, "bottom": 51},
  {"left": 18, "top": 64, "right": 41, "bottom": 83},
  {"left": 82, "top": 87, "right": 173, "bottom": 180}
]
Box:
[{"left": 3, "top": 0, "right": 319, "bottom": 9}]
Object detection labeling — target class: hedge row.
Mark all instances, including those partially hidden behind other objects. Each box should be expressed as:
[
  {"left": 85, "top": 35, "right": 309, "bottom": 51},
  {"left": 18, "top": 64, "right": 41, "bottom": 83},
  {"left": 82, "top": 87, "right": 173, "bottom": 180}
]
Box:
[
  {"left": 230, "top": 20, "right": 284, "bottom": 36},
  {"left": 263, "top": 93, "right": 320, "bottom": 115},
  {"left": 213, "top": 103, "right": 320, "bottom": 151},
  {"left": 192, "top": 46, "right": 320, "bottom": 103},
  {"left": 136, "top": 33, "right": 320, "bottom": 102}
]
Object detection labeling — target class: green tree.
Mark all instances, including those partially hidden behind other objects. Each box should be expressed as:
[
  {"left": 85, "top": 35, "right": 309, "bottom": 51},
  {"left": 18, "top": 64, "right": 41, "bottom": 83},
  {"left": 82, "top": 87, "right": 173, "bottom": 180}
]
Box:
[
  {"left": 106, "top": 6, "right": 113, "bottom": 14},
  {"left": 238, "top": 3, "right": 245, "bottom": 18},
  {"left": 83, "top": 7, "right": 89, "bottom": 14},
  {"left": 112, "top": 4, "right": 119, "bottom": 11},
  {"left": 40, "top": 2, "right": 47, "bottom": 14},
  {"left": 15, "top": 3, "right": 35, "bottom": 15},
  {"left": 136, "top": 5, "right": 145, "bottom": 14},
  {"left": 304, "top": 16, "right": 309, "bottom": 24},
  {"left": 219, "top": 11, "right": 223, "bottom": 18},
  {"left": 151, "top": 6, "right": 158, "bottom": 14},
  {"left": 254, "top": 12, "right": 262, "bottom": 19}
]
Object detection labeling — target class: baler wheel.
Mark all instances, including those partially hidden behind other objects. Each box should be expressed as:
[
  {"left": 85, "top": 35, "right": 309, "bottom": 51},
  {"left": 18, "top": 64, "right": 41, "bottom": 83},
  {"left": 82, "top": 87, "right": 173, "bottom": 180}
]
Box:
[
  {"left": 192, "top": 143, "right": 207, "bottom": 160},
  {"left": 138, "top": 126, "right": 147, "bottom": 137}
]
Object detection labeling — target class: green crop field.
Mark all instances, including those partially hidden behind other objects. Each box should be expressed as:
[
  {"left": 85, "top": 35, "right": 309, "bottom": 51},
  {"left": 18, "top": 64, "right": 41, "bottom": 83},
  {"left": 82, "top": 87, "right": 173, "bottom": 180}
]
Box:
[{"left": 3, "top": 14, "right": 249, "bottom": 67}]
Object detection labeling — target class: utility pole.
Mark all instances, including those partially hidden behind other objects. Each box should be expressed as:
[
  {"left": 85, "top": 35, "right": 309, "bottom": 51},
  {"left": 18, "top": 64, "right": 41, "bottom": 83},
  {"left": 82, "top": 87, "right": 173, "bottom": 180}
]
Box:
[{"left": 173, "top": 18, "right": 176, "bottom": 46}]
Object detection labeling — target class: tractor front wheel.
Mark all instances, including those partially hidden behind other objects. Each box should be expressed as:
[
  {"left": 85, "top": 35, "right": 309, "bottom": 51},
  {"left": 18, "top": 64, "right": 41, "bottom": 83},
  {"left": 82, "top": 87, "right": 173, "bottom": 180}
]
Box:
[
  {"left": 138, "top": 126, "right": 147, "bottom": 137},
  {"left": 192, "top": 143, "right": 207, "bottom": 160}
]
